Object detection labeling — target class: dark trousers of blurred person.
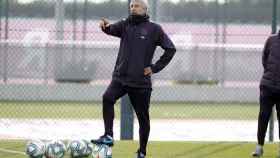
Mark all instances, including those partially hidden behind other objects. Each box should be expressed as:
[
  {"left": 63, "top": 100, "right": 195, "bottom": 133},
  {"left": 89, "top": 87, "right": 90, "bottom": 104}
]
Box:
[
  {"left": 253, "top": 85, "right": 280, "bottom": 157},
  {"left": 257, "top": 85, "right": 280, "bottom": 147}
]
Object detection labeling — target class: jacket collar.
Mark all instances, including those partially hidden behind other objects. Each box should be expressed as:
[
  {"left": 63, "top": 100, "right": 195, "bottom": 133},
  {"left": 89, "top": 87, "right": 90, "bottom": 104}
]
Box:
[{"left": 128, "top": 14, "right": 149, "bottom": 25}]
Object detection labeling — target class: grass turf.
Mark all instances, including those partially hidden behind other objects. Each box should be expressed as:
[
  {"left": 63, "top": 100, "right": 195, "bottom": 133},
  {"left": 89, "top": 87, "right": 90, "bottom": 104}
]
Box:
[
  {"left": 0, "top": 102, "right": 271, "bottom": 157},
  {"left": 0, "top": 101, "right": 259, "bottom": 120},
  {"left": 0, "top": 140, "right": 277, "bottom": 158}
]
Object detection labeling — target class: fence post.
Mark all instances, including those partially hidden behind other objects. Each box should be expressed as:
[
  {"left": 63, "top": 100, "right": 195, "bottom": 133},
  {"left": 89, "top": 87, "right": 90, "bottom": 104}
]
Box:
[
  {"left": 120, "top": 0, "right": 134, "bottom": 140},
  {"left": 219, "top": 0, "right": 228, "bottom": 86},
  {"left": 0, "top": 0, "right": 2, "bottom": 81},
  {"left": 3, "top": 0, "right": 9, "bottom": 83},
  {"left": 151, "top": 0, "right": 157, "bottom": 22},
  {"left": 213, "top": 0, "right": 219, "bottom": 82},
  {"left": 55, "top": 0, "right": 64, "bottom": 41},
  {"left": 81, "top": 0, "right": 88, "bottom": 68},
  {"left": 54, "top": 0, "right": 64, "bottom": 81},
  {"left": 0, "top": 0, "right": 2, "bottom": 39},
  {"left": 120, "top": 95, "right": 134, "bottom": 140},
  {"left": 268, "top": 0, "right": 278, "bottom": 143}
]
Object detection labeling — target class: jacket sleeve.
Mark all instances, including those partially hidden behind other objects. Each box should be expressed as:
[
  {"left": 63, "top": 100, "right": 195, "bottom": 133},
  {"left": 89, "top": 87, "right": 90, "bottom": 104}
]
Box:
[
  {"left": 262, "top": 37, "right": 271, "bottom": 69},
  {"left": 102, "top": 19, "right": 125, "bottom": 38},
  {"left": 151, "top": 26, "right": 176, "bottom": 73}
]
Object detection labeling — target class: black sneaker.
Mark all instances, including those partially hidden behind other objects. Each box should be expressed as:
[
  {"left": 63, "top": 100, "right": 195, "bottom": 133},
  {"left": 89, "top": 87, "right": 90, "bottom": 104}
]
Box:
[
  {"left": 91, "top": 135, "right": 114, "bottom": 147},
  {"left": 136, "top": 150, "right": 145, "bottom": 158}
]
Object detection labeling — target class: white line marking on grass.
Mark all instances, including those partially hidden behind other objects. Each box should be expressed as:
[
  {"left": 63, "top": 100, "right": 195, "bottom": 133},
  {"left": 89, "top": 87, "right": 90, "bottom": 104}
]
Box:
[{"left": 0, "top": 147, "right": 26, "bottom": 155}]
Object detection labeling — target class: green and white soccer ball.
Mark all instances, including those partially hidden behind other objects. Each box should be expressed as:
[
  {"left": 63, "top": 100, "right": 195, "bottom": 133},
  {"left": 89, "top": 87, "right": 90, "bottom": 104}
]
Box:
[
  {"left": 45, "top": 140, "right": 66, "bottom": 158},
  {"left": 92, "top": 144, "right": 112, "bottom": 158},
  {"left": 67, "top": 140, "right": 87, "bottom": 158},
  {"left": 82, "top": 140, "right": 94, "bottom": 157},
  {"left": 25, "top": 140, "right": 45, "bottom": 158},
  {"left": 67, "top": 139, "right": 94, "bottom": 158}
]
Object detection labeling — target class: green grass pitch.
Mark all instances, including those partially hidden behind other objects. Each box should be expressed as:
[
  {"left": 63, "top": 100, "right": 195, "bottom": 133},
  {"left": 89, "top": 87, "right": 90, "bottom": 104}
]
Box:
[
  {"left": 0, "top": 140, "right": 278, "bottom": 158},
  {"left": 0, "top": 101, "right": 259, "bottom": 120},
  {"left": 0, "top": 101, "right": 267, "bottom": 157}
]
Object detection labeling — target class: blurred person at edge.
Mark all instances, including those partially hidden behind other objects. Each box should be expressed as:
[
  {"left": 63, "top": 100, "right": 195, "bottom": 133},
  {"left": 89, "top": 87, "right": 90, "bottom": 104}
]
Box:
[{"left": 252, "top": 30, "right": 280, "bottom": 157}]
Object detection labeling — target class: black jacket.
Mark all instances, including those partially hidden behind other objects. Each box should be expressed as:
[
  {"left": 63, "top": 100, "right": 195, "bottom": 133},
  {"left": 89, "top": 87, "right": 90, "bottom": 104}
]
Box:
[
  {"left": 102, "top": 16, "right": 176, "bottom": 88},
  {"left": 260, "top": 31, "right": 280, "bottom": 89}
]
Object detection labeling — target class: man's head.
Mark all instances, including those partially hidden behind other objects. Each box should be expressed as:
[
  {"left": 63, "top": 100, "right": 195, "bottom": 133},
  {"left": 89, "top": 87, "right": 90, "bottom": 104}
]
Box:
[{"left": 130, "top": 0, "right": 148, "bottom": 16}]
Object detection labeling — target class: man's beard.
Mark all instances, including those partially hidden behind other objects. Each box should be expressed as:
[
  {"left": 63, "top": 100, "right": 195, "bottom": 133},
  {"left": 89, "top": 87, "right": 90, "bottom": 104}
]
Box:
[{"left": 130, "top": 11, "right": 145, "bottom": 16}]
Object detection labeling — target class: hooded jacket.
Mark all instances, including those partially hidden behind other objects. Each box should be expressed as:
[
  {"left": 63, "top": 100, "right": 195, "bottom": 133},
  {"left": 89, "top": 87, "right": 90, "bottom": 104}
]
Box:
[
  {"left": 260, "top": 30, "right": 280, "bottom": 89},
  {"left": 102, "top": 15, "right": 176, "bottom": 88}
]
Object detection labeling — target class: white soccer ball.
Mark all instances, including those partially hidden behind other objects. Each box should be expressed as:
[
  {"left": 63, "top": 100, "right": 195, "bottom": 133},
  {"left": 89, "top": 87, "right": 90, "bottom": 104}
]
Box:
[
  {"left": 92, "top": 144, "right": 112, "bottom": 158},
  {"left": 67, "top": 140, "right": 87, "bottom": 158},
  {"left": 45, "top": 140, "right": 66, "bottom": 158},
  {"left": 26, "top": 140, "right": 45, "bottom": 158},
  {"left": 82, "top": 140, "right": 94, "bottom": 157}
]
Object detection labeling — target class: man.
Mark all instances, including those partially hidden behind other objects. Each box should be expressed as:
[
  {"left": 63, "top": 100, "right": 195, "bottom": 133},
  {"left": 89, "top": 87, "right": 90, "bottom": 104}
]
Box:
[
  {"left": 252, "top": 30, "right": 280, "bottom": 157},
  {"left": 91, "top": 0, "right": 176, "bottom": 157}
]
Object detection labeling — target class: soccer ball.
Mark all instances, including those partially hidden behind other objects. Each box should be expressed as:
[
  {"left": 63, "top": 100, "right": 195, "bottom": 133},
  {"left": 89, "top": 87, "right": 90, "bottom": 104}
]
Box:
[
  {"left": 68, "top": 140, "right": 94, "bottom": 158},
  {"left": 92, "top": 144, "right": 112, "bottom": 158},
  {"left": 67, "top": 140, "right": 87, "bottom": 158},
  {"left": 45, "top": 140, "right": 66, "bottom": 158},
  {"left": 82, "top": 140, "right": 94, "bottom": 157},
  {"left": 25, "top": 140, "right": 45, "bottom": 158}
]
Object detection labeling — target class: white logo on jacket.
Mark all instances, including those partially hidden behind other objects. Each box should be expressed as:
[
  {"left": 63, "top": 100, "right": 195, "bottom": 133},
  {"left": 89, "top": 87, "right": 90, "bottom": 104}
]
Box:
[{"left": 140, "top": 35, "right": 146, "bottom": 39}]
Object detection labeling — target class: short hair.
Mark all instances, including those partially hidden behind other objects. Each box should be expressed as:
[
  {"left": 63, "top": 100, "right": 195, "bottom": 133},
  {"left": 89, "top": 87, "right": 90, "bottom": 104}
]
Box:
[{"left": 131, "top": 0, "right": 149, "bottom": 11}]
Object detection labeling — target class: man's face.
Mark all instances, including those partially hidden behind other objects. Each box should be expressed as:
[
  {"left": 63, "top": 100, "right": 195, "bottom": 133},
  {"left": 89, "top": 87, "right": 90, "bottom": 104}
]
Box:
[{"left": 130, "top": 1, "right": 146, "bottom": 16}]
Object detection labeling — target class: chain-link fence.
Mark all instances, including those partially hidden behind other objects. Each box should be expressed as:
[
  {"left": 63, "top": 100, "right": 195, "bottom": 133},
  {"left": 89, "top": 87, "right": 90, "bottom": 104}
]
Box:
[{"left": 0, "top": 0, "right": 279, "bottom": 143}]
